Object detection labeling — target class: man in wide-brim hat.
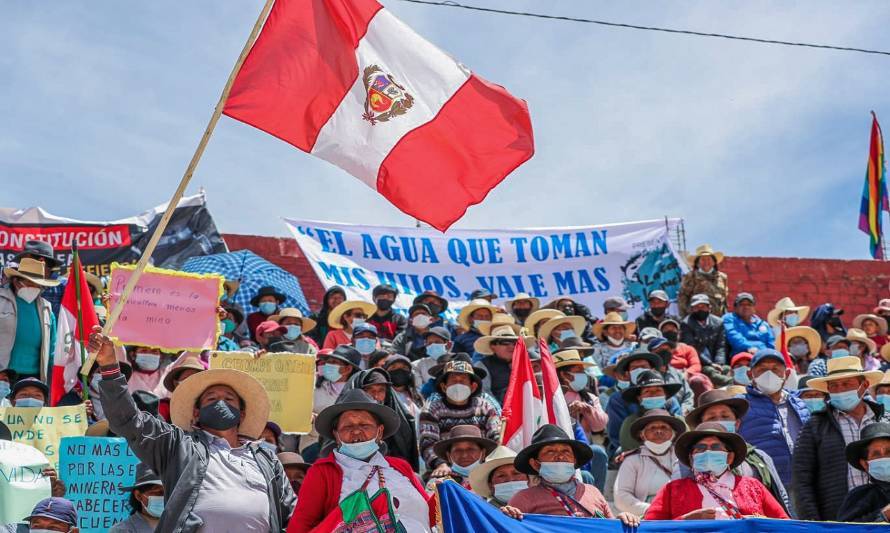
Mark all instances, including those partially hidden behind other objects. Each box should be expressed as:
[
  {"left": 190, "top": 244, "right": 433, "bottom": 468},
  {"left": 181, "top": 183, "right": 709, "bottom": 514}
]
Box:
[
  {"left": 524, "top": 309, "right": 563, "bottom": 338},
  {"left": 837, "top": 422, "right": 890, "bottom": 522},
  {"left": 504, "top": 292, "right": 540, "bottom": 325},
  {"left": 292, "top": 388, "right": 434, "bottom": 532},
  {"left": 498, "top": 424, "right": 639, "bottom": 526},
  {"left": 452, "top": 299, "right": 498, "bottom": 355},
  {"left": 767, "top": 297, "right": 811, "bottom": 328},
  {"left": 616, "top": 370, "right": 684, "bottom": 453},
  {"left": 88, "top": 327, "right": 295, "bottom": 532},
  {"left": 473, "top": 316, "right": 534, "bottom": 405},
  {"left": 430, "top": 424, "right": 497, "bottom": 487},
  {"left": 322, "top": 300, "right": 377, "bottom": 350}
]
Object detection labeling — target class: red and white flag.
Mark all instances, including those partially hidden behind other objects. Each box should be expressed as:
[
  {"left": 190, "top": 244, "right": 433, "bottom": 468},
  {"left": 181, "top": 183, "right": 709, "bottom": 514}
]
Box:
[
  {"left": 538, "top": 340, "right": 574, "bottom": 436},
  {"left": 223, "top": 0, "right": 534, "bottom": 231},
  {"left": 500, "top": 339, "right": 544, "bottom": 452},
  {"left": 51, "top": 255, "right": 99, "bottom": 406}
]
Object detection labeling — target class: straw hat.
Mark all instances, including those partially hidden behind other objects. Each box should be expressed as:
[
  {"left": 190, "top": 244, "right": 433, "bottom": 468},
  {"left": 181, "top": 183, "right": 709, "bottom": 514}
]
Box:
[
  {"left": 591, "top": 312, "right": 636, "bottom": 339},
  {"left": 473, "top": 324, "right": 534, "bottom": 355},
  {"left": 537, "top": 315, "right": 586, "bottom": 342},
  {"left": 468, "top": 446, "right": 520, "bottom": 499},
  {"left": 269, "top": 307, "right": 317, "bottom": 333},
  {"left": 853, "top": 314, "right": 888, "bottom": 336},
  {"left": 163, "top": 351, "right": 207, "bottom": 392},
  {"left": 327, "top": 301, "right": 377, "bottom": 329},
  {"left": 806, "top": 356, "right": 884, "bottom": 393},
  {"left": 871, "top": 370, "right": 890, "bottom": 394},
  {"left": 846, "top": 328, "right": 878, "bottom": 355},
  {"left": 882, "top": 343, "right": 890, "bottom": 363},
  {"left": 785, "top": 326, "right": 822, "bottom": 360},
  {"left": 477, "top": 313, "right": 521, "bottom": 336},
  {"left": 524, "top": 309, "right": 564, "bottom": 335},
  {"left": 3, "top": 258, "right": 60, "bottom": 288},
  {"left": 767, "top": 297, "right": 811, "bottom": 327},
  {"left": 505, "top": 293, "right": 540, "bottom": 314},
  {"left": 170, "top": 369, "right": 270, "bottom": 439},
  {"left": 686, "top": 244, "right": 725, "bottom": 268},
  {"left": 552, "top": 349, "right": 594, "bottom": 369},
  {"left": 457, "top": 299, "right": 498, "bottom": 331}
]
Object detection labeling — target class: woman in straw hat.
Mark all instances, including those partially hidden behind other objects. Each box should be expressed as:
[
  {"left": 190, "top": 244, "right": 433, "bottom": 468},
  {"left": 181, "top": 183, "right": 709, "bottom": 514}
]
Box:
[
  {"left": 588, "top": 312, "right": 637, "bottom": 374},
  {"left": 88, "top": 327, "right": 295, "bottom": 532},
  {"left": 854, "top": 313, "right": 889, "bottom": 353},
  {"left": 468, "top": 445, "right": 530, "bottom": 509},
  {"left": 766, "top": 297, "right": 811, "bottom": 329},
  {"left": 0, "top": 257, "right": 60, "bottom": 382},
  {"left": 321, "top": 300, "right": 377, "bottom": 350},
  {"left": 644, "top": 422, "right": 788, "bottom": 520},
  {"left": 677, "top": 244, "right": 729, "bottom": 316},
  {"left": 268, "top": 307, "right": 319, "bottom": 354}
]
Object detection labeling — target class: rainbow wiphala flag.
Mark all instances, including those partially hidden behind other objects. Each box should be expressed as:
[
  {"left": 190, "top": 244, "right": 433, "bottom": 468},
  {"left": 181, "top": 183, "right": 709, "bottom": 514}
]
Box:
[{"left": 859, "top": 113, "right": 890, "bottom": 259}]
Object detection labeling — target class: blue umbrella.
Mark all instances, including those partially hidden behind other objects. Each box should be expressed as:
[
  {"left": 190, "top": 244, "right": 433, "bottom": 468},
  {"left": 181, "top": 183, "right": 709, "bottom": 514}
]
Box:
[{"left": 181, "top": 249, "right": 310, "bottom": 315}]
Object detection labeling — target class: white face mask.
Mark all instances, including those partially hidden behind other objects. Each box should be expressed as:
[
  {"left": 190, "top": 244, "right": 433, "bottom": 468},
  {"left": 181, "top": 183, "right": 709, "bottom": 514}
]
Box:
[
  {"left": 17, "top": 286, "right": 42, "bottom": 303},
  {"left": 754, "top": 370, "right": 785, "bottom": 395},
  {"left": 606, "top": 335, "right": 624, "bottom": 346},
  {"left": 445, "top": 383, "right": 472, "bottom": 403},
  {"left": 493, "top": 480, "right": 528, "bottom": 502},
  {"left": 412, "top": 315, "right": 431, "bottom": 328},
  {"left": 643, "top": 439, "right": 673, "bottom": 455}
]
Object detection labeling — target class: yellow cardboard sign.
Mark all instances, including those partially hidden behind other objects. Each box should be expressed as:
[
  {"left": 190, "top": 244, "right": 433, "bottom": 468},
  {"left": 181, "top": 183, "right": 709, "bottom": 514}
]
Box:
[
  {"left": 0, "top": 405, "right": 88, "bottom": 469},
  {"left": 210, "top": 352, "right": 316, "bottom": 433}
]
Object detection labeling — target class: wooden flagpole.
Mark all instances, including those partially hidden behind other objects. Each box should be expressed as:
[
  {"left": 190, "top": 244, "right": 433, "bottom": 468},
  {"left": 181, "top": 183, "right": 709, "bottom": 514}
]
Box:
[{"left": 101, "top": 0, "right": 276, "bottom": 335}]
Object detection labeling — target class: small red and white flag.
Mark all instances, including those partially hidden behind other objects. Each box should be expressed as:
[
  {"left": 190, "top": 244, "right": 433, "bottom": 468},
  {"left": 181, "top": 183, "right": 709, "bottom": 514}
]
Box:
[
  {"left": 500, "top": 339, "right": 544, "bottom": 452},
  {"left": 538, "top": 340, "right": 574, "bottom": 436},
  {"left": 223, "top": 0, "right": 535, "bottom": 231},
  {"left": 51, "top": 255, "right": 99, "bottom": 406}
]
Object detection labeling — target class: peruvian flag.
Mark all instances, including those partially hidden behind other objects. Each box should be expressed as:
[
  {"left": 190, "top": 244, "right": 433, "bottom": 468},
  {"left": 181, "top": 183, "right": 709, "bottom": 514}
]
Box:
[
  {"left": 538, "top": 340, "right": 574, "bottom": 436},
  {"left": 50, "top": 254, "right": 98, "bottom": 406},
  {"left": 223, "top": 0, "right": 535, "bottom": 231},
  {"left": 776, "top": 322, "right": 799, "bottom": 389},
  {"left": 500, "top": 338, "right": 544, "bottom": 452}
]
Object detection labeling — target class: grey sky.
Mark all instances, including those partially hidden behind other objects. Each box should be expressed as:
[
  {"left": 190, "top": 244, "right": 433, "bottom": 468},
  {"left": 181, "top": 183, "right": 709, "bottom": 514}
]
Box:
[{"left": 3, "top": 1, "right": 889, "bottom": 259}]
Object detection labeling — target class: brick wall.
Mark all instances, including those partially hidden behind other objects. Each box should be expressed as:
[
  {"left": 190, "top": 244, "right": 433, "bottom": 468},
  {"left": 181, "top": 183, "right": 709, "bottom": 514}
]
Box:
[{"left": 223, "top": 234, "right": 890, "bottom": 319}]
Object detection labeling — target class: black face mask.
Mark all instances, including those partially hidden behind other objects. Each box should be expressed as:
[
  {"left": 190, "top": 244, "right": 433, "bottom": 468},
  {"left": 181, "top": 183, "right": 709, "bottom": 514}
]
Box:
[
  {"left": 513, "top": 308, "right": 531, "bottom": 319},
  {"left": 663, "top": 331, "right": 679, "bottom": 343},
  {"left": 376, "top": 299, "right": 394, "bottom": 311},
  {"left": 650, "top": 307, "right": 666, "bottom": 317},
  {"left": 291, "top": 480, "right": 302, "bottom": 494},
  {"left": 198, "top": 400, "right": 240, "bottom": 430},
  {"left": 426, "top": 303, "right": 442, "bottom": 316},
  {"left": 691, "top": 310, "right": 709, "bottom": 321},
  {"left": 559, "top": 305, "right": 575, "bottom": 316},
  {"left": 656, "top": 350, "right": 673, "bottom": 365},
  {"left": 389, "top": 368, "right": 413, "bottom": 387}
]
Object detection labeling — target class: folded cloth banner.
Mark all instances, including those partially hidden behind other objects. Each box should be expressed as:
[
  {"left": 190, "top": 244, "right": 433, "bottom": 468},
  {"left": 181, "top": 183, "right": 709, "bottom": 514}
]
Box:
[
  {"left": 435, "top": 481, "right": 887, "bottom": 533},
  {"left": 210, "top": 352, "right": 315, "bottom": 433},
  {"left": 286, "top": 218, "right": 686, "bottom": 319},
  {"left": 108, "top": 264, "right": 224, "bottom": 352},
  {"left": 0, "top": 440, "right": 51, "bottom": 525},
  {"left": 224, "top": 0, "right": 534, "bottom": 231},
  {"left": 59, "top": 436, "right": 139, "bottom": 532},
  {"left": 0, "top": 405, "right": 88, "bottom": 469}
]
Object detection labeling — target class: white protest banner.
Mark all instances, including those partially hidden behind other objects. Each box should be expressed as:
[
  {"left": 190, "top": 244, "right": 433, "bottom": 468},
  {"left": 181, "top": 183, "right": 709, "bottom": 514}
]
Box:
[
  {"left": 0, "top": 440, "right": 51, "bottom": 525},
  {"left": 285, "top": 218, "right": 687, "bottom": 318}
]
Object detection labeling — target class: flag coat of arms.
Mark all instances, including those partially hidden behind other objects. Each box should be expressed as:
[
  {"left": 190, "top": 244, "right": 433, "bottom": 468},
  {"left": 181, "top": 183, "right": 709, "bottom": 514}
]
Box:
[{"left": 223, "top": 0, "right": 534, "bottom": 231}]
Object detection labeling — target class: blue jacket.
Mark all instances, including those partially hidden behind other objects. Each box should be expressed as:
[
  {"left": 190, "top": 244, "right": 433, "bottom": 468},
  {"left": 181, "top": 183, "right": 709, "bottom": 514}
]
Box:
[
  {"left": 722, "top": 312, "right": 775, "bottom": 353},
  {"left": 452, "top": 330, "right": 482, "bottom": 357},
  {"left": 738, "top": 386, "right": 809, "bottom": 486},
  {"left": 606, "top": 391, "right": 681, "bottom": 456}
]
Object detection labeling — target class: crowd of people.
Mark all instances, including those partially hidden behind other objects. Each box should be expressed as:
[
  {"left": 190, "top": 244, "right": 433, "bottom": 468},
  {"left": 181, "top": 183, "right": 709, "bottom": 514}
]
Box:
[{"left": 3, "top": 239, "right": 890, "bottom": 531}]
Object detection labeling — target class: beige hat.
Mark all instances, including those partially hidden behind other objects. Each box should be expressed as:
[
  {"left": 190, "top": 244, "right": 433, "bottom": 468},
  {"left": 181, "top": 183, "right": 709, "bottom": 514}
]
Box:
[
  {"left": 871, "top": 370, "right": 890, "bottom": 393},
  {"left": 806, "top": 356, "right": 884, "bottom": 393},
  {"left": 269, "top": 307, "right": 317, "bottom": 333},
  {"left": 853, "top": 314, "right": 888, "bottom": 336},
  {"left": 882, "top": 343, "right": 890, "bottom": 363},
  {"left": 846, "top": 328, "right": 878, "bottom": 355},
  {"left": 468, "top": 445, "right": 521, "bottom": 499},
  {"left": 538, "top": 315, "right": 587, "bottom": 342},
  {"left": 785, "top": 326, "right": 822, "bottom": 360},
  {"left": 767, "top": 297, "right": 811, "bottom": 327},
  {"left": 277, "top": 452, "right": 310, "bottom": 471},
  {"left": 3, "top": 258, "right": 60, "bottom": 288},
  {"left": 477, "top": 313, "right": 521, "bottom": 336},
  {"left": 474, "top": 324, "right": 534, "bottom": 355},
  {"left": 552, "top": 349, "right": 594, "bottom": 369},
  {"left": 524, "top": 309, "right": 564, "bottom": 336},
  {"left": 505, "top": 293, "right": 540, "bottom": 315},
  {"left": 686, "top": 244, "right": 724, "bottom": 268},
  {"left": 170, "top": 369, "right": 270, "bottom": 439},
  {"left": 327, "top": 301, "right": 377, "bottom": 330},
  {"left": 591, "top": 312, "right": 636, "bottom": 339},
  {"left": 457, "top": 299, "right": 498, "bottom": 331},
  {"left": 163, "top": 351, "right": 206, "bottom": 392}
]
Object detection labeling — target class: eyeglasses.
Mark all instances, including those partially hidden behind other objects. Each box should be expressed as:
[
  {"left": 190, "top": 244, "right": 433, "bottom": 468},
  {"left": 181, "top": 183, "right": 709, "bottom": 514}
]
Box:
[
  {"left": 492, "top": 340, "right": 517, "bottom": 346},
  {"left": 691, "top": 443, "right": 728, "bottom": 453}
]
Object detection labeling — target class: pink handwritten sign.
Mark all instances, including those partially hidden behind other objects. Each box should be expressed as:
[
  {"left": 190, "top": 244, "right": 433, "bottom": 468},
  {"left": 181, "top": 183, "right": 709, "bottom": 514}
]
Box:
[{"left": 108, "top": 265, "right": 223, "bottom": 351}]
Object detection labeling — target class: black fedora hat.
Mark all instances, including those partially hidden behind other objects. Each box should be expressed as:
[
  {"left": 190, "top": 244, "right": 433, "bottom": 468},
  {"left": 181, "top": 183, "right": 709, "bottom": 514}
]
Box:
[
  {"left": 250, "top": 286, "right": 286, "bottom": 307},
  {"left": 514, "top": 424, "right": 593, "bottom": 475},
  {"left": 13, "top": 240, "right": 62, "bottom": 270},
  {"left": 846, "top": 422, "right": 890, "bottom": 471},
  {"left": 685, "top": 389, "right": 749, "bottom": 429},
  {"left": 413, "top": 291, "right": 449, "bottom": 312},
  {"left": 315, "top": 389, "right": 401, "bottom": 441},
  {"left": 120, "top": 463, "right": 162, "bottom": 491},
  {"left": 674, "top": 421, "right": 747, "bottom": 469},
  {"left": 325, "top": 346, "right": 363, "bottom": 370},
  {"left": 620, "top": 370, "right": 682, "bottom": 403},
  {"left": 614, "top": 351, "right": 663, "bottom": 376},
  {"left": 432, "top": 424, "right": 498, "bottom": 459},
  {"left": 629, "top": 408, "right": 687, "bottom": 440}
]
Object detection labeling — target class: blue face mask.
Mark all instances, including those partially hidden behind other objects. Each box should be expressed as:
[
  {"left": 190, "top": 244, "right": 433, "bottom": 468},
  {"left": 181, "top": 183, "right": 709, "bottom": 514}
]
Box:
[
  {"left": 629, "top": 368, "right": 648, "bottom": 385},
  {"left": 322, "top": 363, "right": 343, "bottom": 382},
  {"left": 716, "top": 421, "right": 736, "bottom": 433},
  {"left": 558, "top": 329, "right": 577, "bottom": 341},
  {"left": 0, "top": 381, "right": 9, "bottom": 398},
  {"left": 537, "top": 461, "right": 575, "bottom": 484},
  {"left": 355, "top": 338, "right": 376, "bottom": 355},
  {"left": 849, "top": 344, "right": 863, "bottom": 357},
  {"left": 829, "top": 389, "right": 862, "bottom": 412},
  {"left": 145, "top": 495, "right": 165, "bottom": 518},
  {"left": 876, "top": 394, "right": 890, "bottom": 412},
  {"left": 802, "top": 397, "right": 826, "bottom": 413},
  {"left": 284, "top": 325, "right": 302, "bottom": 340},
  {"left": 259, "top": 302, "right": 277, "bottom": 315},
  {"left": 135, "top": 352, "right": 161, "bottom": 372},
  {"left": 568, "top": 372, "right": 588, "bottom": 392},
  {"left": 259, "top": 441, "right": 278, "bottom": 454},
  {"left": 830, "top": 348, "right": 850, "bottom": 359},
  {"left": 640, "top": 395, "right": 666, "bottom": 410},
  {"left": 733, "top": 366, "right": 751, "bottom": 385},
  {"left": 616, "top": 379, "right": 630, "bottom": 390},
  {"left": 16, "top": 397, "right": 44, "bottom": 408},
  {"left": 426, "top": 343, "right": 447, "bottom": 359},
  {"left": 693, "top": 450, "right": 729, "bottom": 475},
  {"left": 788, "top": 343, "right": 809, "bottom": 358},
  {"left": 339, "top": 438, "right": 379, "bottom": 460},
  {"left": 784, "top": 314, "right": 800, "bottom": 327},
  {"left": 450, "top": 460, "right": 479, "bottom": 478},
  {"left": 868, "top": 457, "right": 890, "bottom": 482},
  {"left": 493, "top": 480, "right": 528, "bottom": 503}
]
